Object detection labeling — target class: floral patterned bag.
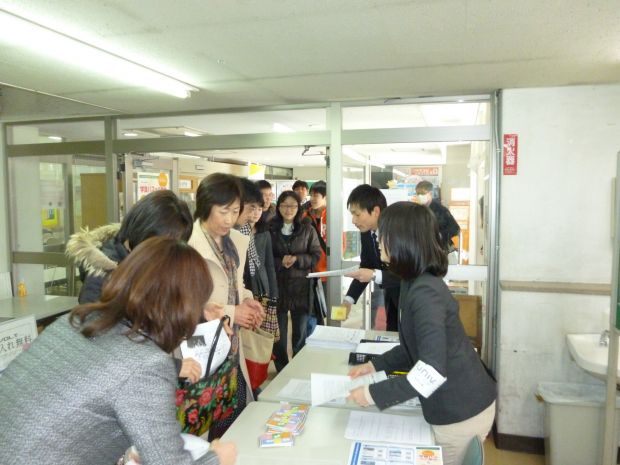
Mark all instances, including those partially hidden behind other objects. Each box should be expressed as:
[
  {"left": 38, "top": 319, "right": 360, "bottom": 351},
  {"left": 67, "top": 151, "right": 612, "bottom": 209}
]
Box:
[{"left": 175, "top": 316, "right": 239, "bottom": 436}]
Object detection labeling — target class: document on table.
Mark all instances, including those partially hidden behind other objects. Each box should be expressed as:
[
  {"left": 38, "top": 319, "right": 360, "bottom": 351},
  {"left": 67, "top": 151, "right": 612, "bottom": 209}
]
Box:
[
  {"left": 310, "top": 371, "right": 387, "bottom": 406},
  {"left": 306, "top": 325, "right": 366, "bottom": 350},
  {"left": 355, "top": 342, "right": 400, "bottom": 355},
  {"left": 307, "top": 265, "right": 359, "bottom": 278},
  {"left": 277, "top": 378, "right": 345, "bottom": 405},
  {"left": 347, "top": 441, "right": 443, "bottom": 465},
  {"left": 345, "top": 411, "right": 433, "bottom": 445}
]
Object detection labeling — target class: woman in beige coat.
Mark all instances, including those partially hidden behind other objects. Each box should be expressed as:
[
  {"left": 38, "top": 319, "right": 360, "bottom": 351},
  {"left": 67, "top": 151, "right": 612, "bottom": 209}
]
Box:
[{"left": 188, "top": 173, "right": 265, "bottom": 439}]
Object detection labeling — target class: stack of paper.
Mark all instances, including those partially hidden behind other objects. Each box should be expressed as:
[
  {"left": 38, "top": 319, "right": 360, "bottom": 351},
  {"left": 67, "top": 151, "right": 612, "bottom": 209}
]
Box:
[
  {"left": 355, "top": 341, "right": 400, "bottom": 355},
  {"left": 344, "top": 411, "right": 433, "bottom": 445},
  {"left": 306, "top": 326, "right": 365, "bottom": 350},
  {"left": 265, "top": 403, "right": 310, "bottom": 436}
]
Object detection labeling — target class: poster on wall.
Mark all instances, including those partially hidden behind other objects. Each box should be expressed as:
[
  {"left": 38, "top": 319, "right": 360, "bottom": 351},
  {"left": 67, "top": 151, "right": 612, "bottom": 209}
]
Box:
[
  {"left": 503, "top": 134, "right": 518, "bottom": 175},
  {"left": 136, "top": 171, "right": 170, "bottom": 200}
]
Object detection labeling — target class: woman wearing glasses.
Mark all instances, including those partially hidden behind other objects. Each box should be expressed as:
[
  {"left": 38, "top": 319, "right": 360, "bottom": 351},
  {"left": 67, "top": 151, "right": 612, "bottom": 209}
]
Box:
[{"left": 269, "top": 191, "right": 322, "bottom": 372}]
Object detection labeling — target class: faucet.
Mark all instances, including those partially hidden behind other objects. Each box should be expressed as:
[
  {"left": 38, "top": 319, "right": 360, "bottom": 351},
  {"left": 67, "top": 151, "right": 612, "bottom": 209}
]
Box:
[{"left": 600, "top": 329, "right": 610, "bottom": 347}]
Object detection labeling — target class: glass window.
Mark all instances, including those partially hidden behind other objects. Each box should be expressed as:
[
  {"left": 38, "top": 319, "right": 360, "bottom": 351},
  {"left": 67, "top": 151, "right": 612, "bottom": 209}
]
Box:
[
  {"left": 7, "top": 121, "right": 104, "bottom": 144},
  {"left": 117, "top": 108, "right": 327, "bottom": 139},
  {"left": 342, "top": 101, "right": 490, "bottom": 130}
]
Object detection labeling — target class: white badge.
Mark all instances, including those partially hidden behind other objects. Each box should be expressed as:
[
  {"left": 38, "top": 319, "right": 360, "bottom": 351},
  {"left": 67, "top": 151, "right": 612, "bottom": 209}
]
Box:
[{"left": 406, "top": 360, "right": 447, "bottom": 398}]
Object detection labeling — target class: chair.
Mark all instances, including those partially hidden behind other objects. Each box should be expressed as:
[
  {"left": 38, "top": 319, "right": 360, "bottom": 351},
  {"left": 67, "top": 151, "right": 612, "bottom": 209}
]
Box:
[{"left": 461, "top": 435, "right": 484, "bottom": 465}]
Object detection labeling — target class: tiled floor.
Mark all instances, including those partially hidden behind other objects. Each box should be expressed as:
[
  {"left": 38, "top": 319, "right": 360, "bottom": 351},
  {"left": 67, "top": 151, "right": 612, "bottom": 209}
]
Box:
[{"left": 483, "top": 438, "right": 545, "bottom": 465}]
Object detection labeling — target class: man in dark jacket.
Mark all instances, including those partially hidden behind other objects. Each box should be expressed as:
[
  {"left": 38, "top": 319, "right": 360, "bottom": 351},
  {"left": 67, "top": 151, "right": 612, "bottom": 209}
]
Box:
[
  {"left": 415, "top": 180, "right": 460, "bottom": 253},
  {"left": 342, "top": 184, "right": 401, "bottom": 331}
]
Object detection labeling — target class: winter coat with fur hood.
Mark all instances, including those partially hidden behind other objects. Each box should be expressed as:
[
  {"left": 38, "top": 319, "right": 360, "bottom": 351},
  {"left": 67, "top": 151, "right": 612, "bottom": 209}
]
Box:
[{"left": 65, "top": 224, "right": 128, "bottom": 304}]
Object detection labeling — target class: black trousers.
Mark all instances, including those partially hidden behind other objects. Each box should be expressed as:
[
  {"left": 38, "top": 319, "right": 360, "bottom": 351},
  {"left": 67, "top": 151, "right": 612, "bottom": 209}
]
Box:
[
  {"left": 273, "top": 310, "right": 308, "bottom": 372},
  {"left": 384, "top": 286, "right": 400, "bottom": 332}
]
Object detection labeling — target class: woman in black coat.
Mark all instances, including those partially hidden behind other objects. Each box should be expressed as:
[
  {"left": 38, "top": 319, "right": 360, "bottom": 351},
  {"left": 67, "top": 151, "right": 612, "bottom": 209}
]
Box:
[
  {"left": 348, "top": 202, "right": 496, "bottom": 465},
  {"left": 269, "top": 191, "right": 322, "bottom": 371}
]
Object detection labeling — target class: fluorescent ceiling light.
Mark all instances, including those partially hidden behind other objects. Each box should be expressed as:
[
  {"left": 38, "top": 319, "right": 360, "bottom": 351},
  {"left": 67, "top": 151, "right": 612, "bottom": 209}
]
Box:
[
  {"left": 47, "top": 135, "right": 62, "bottom": 141},
  {"left": 0, "top": 9, "right": 197, "bottom": 99},
  {"left": 272, "top": 123, "right": 295, "bottom": 133},
  {"left": 393, "top": 169, "right": 408, "bottom": 177},
  {"left": 123, "top": 132, "right": 139, "bottom": 137},
  {"left": 183, "top": 131, "right": 200, "bottom": 137}
]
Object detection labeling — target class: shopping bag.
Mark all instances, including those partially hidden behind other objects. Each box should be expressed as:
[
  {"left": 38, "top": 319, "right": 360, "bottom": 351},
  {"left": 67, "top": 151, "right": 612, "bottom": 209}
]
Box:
[
  {"left": 309, "top": 277, "right": 327, "bottom": 325},
  {"left": 240, "top": 326, "right": 274, "bottom": 390},
  {"left": 256, "top": 295, "right": 280, "bottom": 342},
  {"left": 176, "top": 316, "right": 239, "bottom": 436}
]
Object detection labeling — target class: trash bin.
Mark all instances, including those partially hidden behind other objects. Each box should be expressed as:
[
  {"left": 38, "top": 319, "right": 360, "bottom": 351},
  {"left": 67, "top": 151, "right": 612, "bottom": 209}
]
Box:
[{"left": 537, "top": 382, "right": 620, "bottom": 465}]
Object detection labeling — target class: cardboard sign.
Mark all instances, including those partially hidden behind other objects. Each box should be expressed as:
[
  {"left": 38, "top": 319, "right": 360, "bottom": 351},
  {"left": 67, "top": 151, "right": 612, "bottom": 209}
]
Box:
[
  {"left": 0, "top": 315, "right": 37, "bottom": 372},
  {"left": 503, "top": 134, "right": 518, "bottom": 175}
]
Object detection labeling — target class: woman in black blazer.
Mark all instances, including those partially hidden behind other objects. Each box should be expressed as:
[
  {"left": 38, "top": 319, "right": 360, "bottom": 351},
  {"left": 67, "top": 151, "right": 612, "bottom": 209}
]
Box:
[{"left": 348, "top": 202, "right": 496, "bottom": 465}]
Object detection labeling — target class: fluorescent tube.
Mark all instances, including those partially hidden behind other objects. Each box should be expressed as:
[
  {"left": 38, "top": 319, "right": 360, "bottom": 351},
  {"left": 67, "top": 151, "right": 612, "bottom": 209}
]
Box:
[{"left": 0, "top": 9, "right": 197, "bottom": 99}]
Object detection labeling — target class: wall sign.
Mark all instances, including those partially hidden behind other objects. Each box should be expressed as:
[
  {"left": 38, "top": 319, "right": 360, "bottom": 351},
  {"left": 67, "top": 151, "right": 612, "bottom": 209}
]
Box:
[
  {"left": 136, "top": 171, "right": 170, "bottom": 200},
  {"left": 0, "top": 316, "right": 37, "bottom": 373},
  {"left": 503, "top": 134, "right": 518, "bottom": 175}
]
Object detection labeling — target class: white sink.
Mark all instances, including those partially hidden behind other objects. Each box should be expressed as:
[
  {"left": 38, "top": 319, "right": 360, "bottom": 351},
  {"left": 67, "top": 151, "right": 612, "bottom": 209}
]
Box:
[{"left": 566, "top": 334, "right": 620, "bottom": 381}]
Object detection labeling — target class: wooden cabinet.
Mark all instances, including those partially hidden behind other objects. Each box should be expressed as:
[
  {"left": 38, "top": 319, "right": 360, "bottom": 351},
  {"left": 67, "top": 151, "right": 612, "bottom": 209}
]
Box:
[{"left": 454, "top": 294, "right": 482, "bottom": 352}]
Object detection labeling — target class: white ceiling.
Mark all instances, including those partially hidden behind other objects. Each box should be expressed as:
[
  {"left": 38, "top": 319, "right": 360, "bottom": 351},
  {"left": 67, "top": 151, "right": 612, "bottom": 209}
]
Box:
[{"left": 0, "top": 0, "right": 619, "bottom": 117}]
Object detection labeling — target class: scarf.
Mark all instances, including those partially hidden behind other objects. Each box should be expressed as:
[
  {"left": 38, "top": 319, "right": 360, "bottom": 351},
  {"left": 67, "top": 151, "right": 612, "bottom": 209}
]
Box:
[
  {"left": 204, "top": 230, "right": 240, "bottom": 306},
  {"left": 237, "top": 223, "right": 260, "bottom": 277}
]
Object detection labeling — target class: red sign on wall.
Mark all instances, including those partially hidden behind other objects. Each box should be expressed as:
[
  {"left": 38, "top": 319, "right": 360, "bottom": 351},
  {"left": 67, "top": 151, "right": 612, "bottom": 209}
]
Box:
[{"left": 503, "top": 134, "right": 518, "bottom": 175}]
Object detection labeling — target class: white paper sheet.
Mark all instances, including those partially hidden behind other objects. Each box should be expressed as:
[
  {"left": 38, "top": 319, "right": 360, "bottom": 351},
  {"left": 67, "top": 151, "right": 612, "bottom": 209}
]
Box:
[
  {"left": 310, "top": 371, "right": 388, "bottom": 406},
  {"left": 277, "top": 378, "right": 346, "bottom": 405},
  {"left": 355, "top": 342, "right": 400, "bottom": 355},
  {"left": 180, "top": 320, "right": 230, "bottom": 378},
  {"left": 306, "top": 326, "right": 365, "bottom": 350},
  {"left": 307, "top": 265, "right": 359, "bottom": 278},
  {"left": 344, "top": 411, "right": 433, "bottom": 445}
]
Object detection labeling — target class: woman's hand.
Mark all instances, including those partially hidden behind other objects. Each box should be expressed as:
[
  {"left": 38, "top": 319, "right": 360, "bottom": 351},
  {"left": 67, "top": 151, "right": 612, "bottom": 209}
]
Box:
[
  {"left": 179, "top": 358, "right": 202, "bottom": 384},
  {"left": 348, "top": 362, "right": 375, "bottom": 378},
  {"left": 282, "top": 255, "right": 297, "bottom": 268},
  {"left": 203, "top": 302, "right": 225, "bottom": 321},
  {"left": 209, "top": 439, "right": 237, "bottom": 465},
  {"left": 347, "top": 386, "right": 372, "bottom": 407},
  {"left": 243, "top": 297, "right": 266, "bottom": 327}
]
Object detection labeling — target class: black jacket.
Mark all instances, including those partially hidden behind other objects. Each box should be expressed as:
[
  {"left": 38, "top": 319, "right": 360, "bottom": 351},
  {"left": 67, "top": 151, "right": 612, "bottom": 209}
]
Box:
[
  {"left": 369, "top": 273, "right": 496, "bottom": 425},
  {"left": 65, "top": 224, "right": 129, "bottom": 305},
  {"left": 429, "top": 200, "right": 460, "bottom": 251},
  {"left": 345, "top": 230, "right": 400, "bottom": 303},
  {"left": 270, "top": 222, "right": 322, "bottom": 314}
]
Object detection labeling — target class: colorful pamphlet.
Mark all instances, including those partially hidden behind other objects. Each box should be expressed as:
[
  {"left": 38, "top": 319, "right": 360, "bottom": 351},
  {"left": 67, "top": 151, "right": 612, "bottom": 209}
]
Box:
[
  {"left": 264, "top": 403, "right": 310, "bottom": 435},
  {"left": 258, "top": 432, "right": 295, "bottom": 448},
  {"left": 347, "top": 442, "right": 443, "bottom": 465}
]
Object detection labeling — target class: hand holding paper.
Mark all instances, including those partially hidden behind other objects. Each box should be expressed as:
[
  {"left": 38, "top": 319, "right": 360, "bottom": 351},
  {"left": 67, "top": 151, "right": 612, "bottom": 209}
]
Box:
[{"left": 307, "top": 265, "right": 359, "bottom": 278}]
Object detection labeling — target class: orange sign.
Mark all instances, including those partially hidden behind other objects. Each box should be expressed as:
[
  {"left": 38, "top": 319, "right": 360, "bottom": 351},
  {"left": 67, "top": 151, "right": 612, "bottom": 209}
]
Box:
[{"left": 158, "top": 172, "right": 168, "bottom": 187}]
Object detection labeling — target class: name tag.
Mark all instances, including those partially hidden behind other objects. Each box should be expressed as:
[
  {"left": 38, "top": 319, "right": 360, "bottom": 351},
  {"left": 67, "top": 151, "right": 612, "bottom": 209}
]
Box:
[{"left": 406, "top": 360, "right": 447, "bottom": 398}]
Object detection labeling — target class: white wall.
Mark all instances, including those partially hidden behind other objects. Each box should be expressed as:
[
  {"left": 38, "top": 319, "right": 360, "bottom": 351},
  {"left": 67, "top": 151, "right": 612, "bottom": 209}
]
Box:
[
  {"left": 292, "top": 166, "right": 326, "bottom": 182},
  {"left": 498, "top": 84, "right": 620, "bottom": 437}
]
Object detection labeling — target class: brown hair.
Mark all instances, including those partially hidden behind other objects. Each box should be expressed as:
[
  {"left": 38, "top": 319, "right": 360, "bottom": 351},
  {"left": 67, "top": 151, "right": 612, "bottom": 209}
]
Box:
[{"left": 70, "top": 236, "right": 213, "bottom": 352}]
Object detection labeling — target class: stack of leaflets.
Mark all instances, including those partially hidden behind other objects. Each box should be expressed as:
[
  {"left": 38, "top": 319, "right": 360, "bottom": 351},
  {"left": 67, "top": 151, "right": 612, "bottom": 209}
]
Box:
[
  {"left": 259, "top": 403, "right": 310, "bottom": 447},
  {"left": 305, "top": 326, "right": 365, "bottom": 350}
]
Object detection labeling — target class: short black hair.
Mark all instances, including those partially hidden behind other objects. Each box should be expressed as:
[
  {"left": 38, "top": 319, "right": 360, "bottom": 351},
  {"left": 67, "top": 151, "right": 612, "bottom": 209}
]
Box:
[
  {"left": 347, "top": 184, "right": 387, "bottom": 213},
  {"left": 256, "top": 180, "right": 272, "bottom": 191},
  {"left": 415, "top": 180, "right": 434, "bottom": 194},
  {"left": 239, "top": 177, "right": 263, "bottom": 205},
  {"left": 309, "top": 180, "right": 326, "bottom": 197},
  {"left": 378, "top": 201, "right": 447, "bottom": 280},
  {"left": 292, "top": 180, "right": 309, "bottom": 190},
  {"left": 118, "top": 190, "right": 193, "bottom": 250},
  {"left": 194, "top": 173, "right": 242, "bottom": 221}
]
